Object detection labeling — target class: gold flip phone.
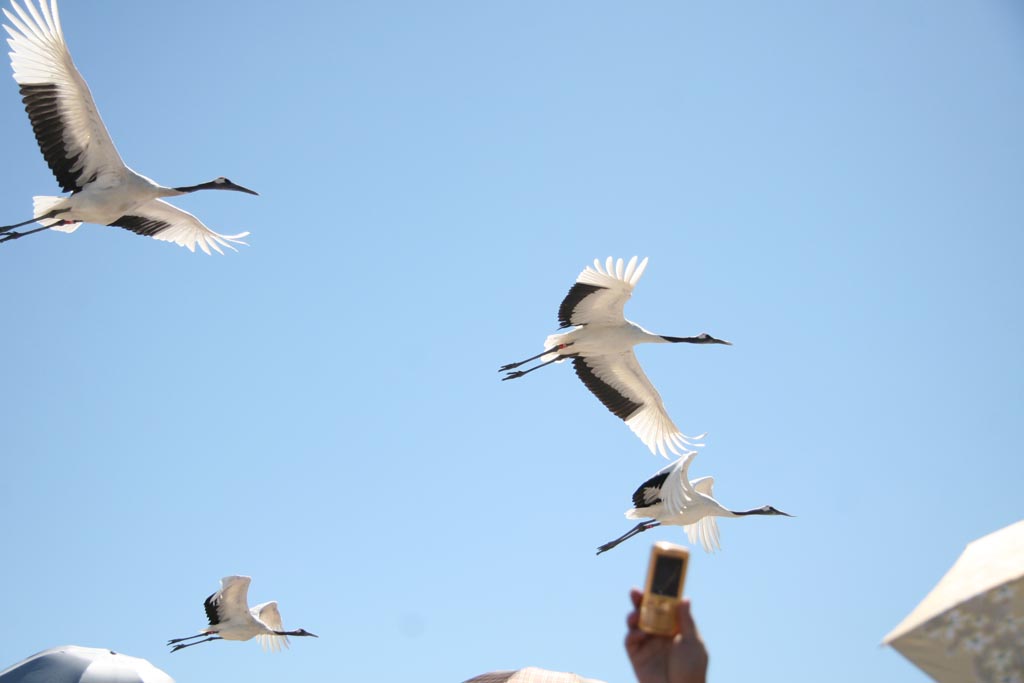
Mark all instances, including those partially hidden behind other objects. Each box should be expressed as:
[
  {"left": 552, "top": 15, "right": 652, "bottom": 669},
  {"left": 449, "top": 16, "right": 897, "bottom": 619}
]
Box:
[{"left": 639, "top": 541, "right": 690, "bottom": 636}]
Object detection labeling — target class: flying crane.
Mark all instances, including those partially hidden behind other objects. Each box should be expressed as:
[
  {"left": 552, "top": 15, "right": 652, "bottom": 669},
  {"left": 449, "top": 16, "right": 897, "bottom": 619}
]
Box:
[
  {"left": 0, "top": 0, "right": 257, "bottom": 253},
  {"left": 501, "top": 256, "right": 730, "bottom": 457},
  {"left": 168, "top": 575, "right": 318, "bottom": 652},
  {"left": 596, "top": 450, "right": 793, "bottom": 554}
]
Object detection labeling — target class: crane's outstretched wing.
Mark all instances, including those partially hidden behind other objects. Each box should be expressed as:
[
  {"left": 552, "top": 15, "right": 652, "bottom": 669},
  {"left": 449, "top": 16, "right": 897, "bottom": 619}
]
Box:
[
  {"left": 558, "top": 256, "right": 648, "bottom": 328},
  {"left": 658, "top": 451, "right": 698, "bottom": 515},
  {"left": 690, "top": 476, "right": 714, "bottom": 497},
  {"left": 205, "top": 575, "right": 252, "bottom": 627},
  {"left": 251, "top": 601, "right": 290, "bottom": 652},
  {"left": 683, "top": 515, "right": 721, "bottom": 553},
  {"left": 572, "top": 351, "right": 703, "bottom": 457},
  {"left": 659, "top": 453, "right": 721, "bottom": 552},
  {"left": 3, "top": 0, "right": 127, "bottom": 192},
  {"left": 684, "top": 476, "right": 722, "bottom": 553},
  {"left": 109, "top": 199, "right": 250, "bottom": 254}
]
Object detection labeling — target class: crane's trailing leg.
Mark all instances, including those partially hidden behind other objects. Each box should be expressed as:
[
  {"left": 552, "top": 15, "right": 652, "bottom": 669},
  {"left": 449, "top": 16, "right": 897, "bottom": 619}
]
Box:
[
  {"left": 167, "top": 633, "right": 212, "bottom": 645},
  {"left": 0, "top": 225, "right": 53, "bottom": 243},
  {"left": 502, "top": 352, "right": 579, "bottom": 381},
  {"left": 501, "top": 357, "right": 560, "bottom": 380},
  {"left": 499, "top": 342, "right": 574, "bottom": 372},
  {"left": 0, "top": 210, "right": 68, "bottom": 243},
  {"left": 0, "top": 209, "right": 65, "bottom": 233},
  {"left": 169, "top": 635, "right": 222, "bottom": 652},
  {"left": 0, "top": 217, "right": 44, "bottom": 232},
  {"left": 596, "top": 520, "right": 661, "bottom": 555}
]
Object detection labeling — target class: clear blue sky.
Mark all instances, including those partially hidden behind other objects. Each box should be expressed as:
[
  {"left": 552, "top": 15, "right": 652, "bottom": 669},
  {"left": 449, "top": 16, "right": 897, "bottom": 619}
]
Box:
[{"left": 1, "top": 1, "right": 1022, "bottom": 681}]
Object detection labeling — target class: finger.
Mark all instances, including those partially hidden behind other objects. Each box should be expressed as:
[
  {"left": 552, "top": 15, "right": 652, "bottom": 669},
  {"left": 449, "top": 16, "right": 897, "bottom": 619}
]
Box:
[
  {"left": 626, "top": 589, "right": 646, "bottom": 651},
  {"left": 624, "top": 626, "right": 649, "bottom": 655},
  {"left": 676, "top": 598, "right": 697, "bottom": 639},
  {"left": 629, "top": 587, "right": 643, "bottom": 609}
]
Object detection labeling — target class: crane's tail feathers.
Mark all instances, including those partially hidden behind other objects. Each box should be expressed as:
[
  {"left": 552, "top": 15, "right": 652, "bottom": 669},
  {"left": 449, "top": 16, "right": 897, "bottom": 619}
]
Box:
[
  {"left": 541, "top": 332, "right": 573, "bottom": 363},
  {"left": 256, "top": 634, "right": 290, "bottom": 652},
  {"left": 32, "top": 196, "right": 80, "bottom": 232}
]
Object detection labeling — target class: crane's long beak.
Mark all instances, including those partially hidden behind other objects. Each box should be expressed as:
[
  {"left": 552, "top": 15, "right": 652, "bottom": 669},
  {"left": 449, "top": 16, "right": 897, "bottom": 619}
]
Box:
[{"left": 224, "top": 181, "right": 259, "bottom": 196}]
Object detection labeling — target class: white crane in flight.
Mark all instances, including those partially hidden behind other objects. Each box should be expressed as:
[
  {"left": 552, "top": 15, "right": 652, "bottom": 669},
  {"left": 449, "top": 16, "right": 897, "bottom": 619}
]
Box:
[
  {"left": 596, "top": 450, "right": 793, "bottom": 554},
  {"left": 0, "top": 0, "right": 257, "bottom": 253},
  {"left": 501, "top": 256, "right": 731, "bottom": 457},
  {"left": 168, "top": 575, "right": 318, "bottom": 652}
]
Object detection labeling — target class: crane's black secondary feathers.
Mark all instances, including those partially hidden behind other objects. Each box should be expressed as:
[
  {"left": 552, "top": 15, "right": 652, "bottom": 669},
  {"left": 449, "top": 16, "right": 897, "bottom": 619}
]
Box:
[
  {"left": 20, "top": 83, "right": 86, "bottom": 193},
  {"left": 203, "top": 592, "right": 220, "bottom": 627},
  {"left": 109, "top": 215, "right": 173, "bottom": 238},
  {"left": 632, "top": 470, "right": 670, "bottom": 508},
  {"left": 558, "top": 283, "right": 606, "bottom": 328},
  {"left": 572, "top": 356, "right": 643, "bottom": 421}
]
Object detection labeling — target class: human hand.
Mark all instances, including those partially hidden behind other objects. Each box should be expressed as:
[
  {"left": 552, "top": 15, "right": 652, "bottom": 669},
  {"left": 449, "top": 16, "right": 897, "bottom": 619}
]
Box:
[{"left": 625, "top": 588, "right": 708, "bottom": 683}]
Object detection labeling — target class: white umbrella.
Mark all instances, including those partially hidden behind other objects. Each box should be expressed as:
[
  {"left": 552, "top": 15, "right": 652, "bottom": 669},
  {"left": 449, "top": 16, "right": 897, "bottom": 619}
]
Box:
[
  {"left": 0, "top": 645, "right": 173, "bottom": 683},
  {"left": 883, "top": 519, "right": 1024, "bottom": 682},
  {"left": 464, "top": 667, "right": 605, "bottom": 683}
]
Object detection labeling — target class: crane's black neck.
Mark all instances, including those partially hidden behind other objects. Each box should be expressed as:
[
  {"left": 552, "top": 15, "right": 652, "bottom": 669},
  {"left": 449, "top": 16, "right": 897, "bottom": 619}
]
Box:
[
  {"left": 660, "top": 334, "right": 731, "bottom": 345},
  {"left": 731, "top": 506, "right": 776, "bottom": 516},
  {"left": 171, "top": 177, "right": 258, "bottom": 196},
  {"left": 661, "top": 335, "right": 709, "bottom": 343},
  {"left": 173, "top": 181, "right": 219, "bottom": 194}
]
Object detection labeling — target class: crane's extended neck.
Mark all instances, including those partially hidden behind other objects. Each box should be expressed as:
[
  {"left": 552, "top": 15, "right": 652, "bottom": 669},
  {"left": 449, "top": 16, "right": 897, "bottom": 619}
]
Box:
[
  {"left": 171, "top": 177, "right": 259, "bottom": 196},
  {"left": 274, "top": 629, "right": 318, "bottom": 637},
  {"left": 730, "top": 505, "right": 793, "bottom": 517},
  {"left": 660, "top": 333, "right": 732, "bottom": 345}
]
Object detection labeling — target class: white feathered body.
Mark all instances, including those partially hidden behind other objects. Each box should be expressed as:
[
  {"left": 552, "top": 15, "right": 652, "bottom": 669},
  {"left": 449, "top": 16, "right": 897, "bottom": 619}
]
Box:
[
  {"left": 3, "top": 0, "right": 252, "bottom": 253},
  {"left": 626, "top": 478, "right": 722, "bottom": 526},
  {"left": 35, "top": 171, "right": 176, "bottom": 232},
  {"left": 529, "top": 256, "right": 707, "bottom": 457},
  {"left": 629, "top": 453, "right": 728, "bottom": 552},
  {"left": 201, "top": 576, "right": 291, "bottom": 652},
  {"left": 542, "top": 322, "right": 663, "bottom": 363}
]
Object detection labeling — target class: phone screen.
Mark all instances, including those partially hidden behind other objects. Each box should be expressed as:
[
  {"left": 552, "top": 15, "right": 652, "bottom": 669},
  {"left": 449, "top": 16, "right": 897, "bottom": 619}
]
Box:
[{"left": 651, "top": 555, "right": 685, "bottom": 597}]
